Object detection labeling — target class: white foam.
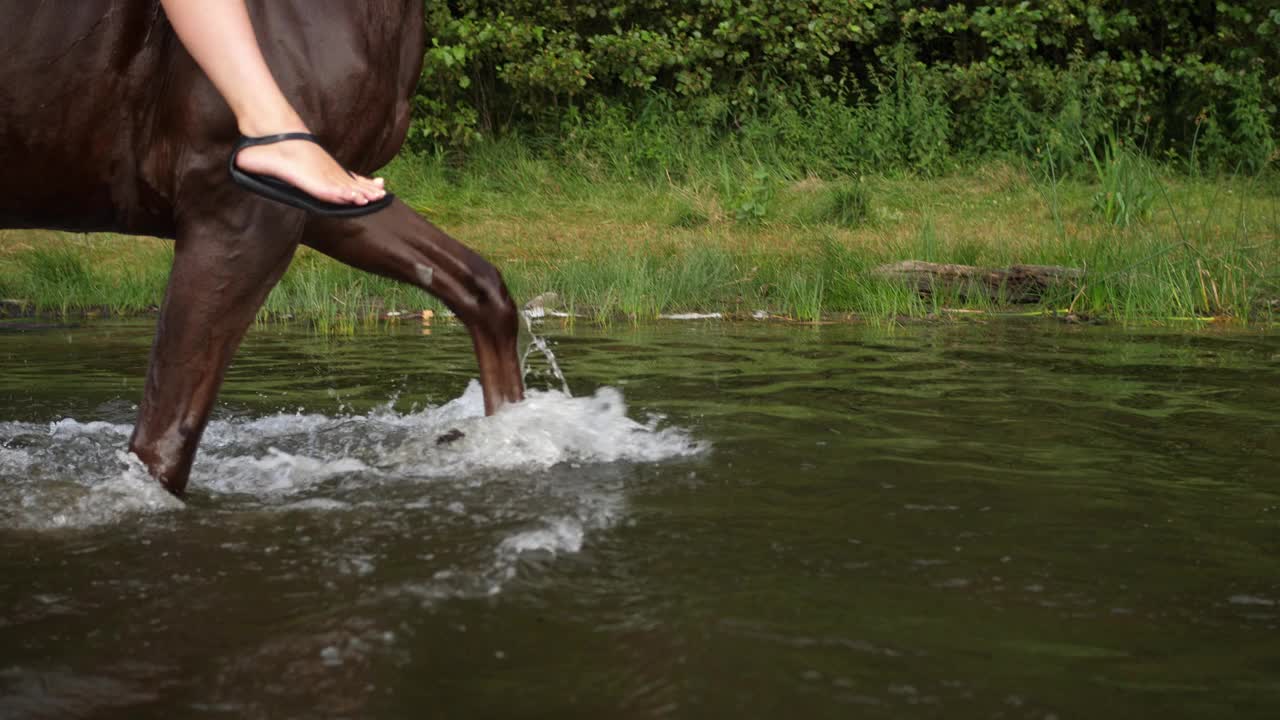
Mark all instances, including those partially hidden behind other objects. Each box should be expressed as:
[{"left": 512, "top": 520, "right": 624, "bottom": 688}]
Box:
[
  {"left": 278, "top": 498, "right": 353, "bottom": 512},
  {"left": 500, "top": 518, "right": 586, "bottom": 556},
  {"left": 399, "top": 493, "right": 625, "bottom": 602},
  {"left": 2, "top": 377, "right": 697, "bottom": 601},
  {"left": 387, "top": 384, "right": 704, "bottom": 478},
  {"left": 197, "top": 449, "right": 372, "bottom": 498},
  {"left": 47, "top": 419, "right": 132, "bottom": 438},
  {"left": 0, "top": 380, "right": 705, "bottom": 534},
  {"left": 0, "top": 447, "right": 31, "bottom": 473},
  {"left": 4, "top": 452, "right": 185, "bottom": 531}
]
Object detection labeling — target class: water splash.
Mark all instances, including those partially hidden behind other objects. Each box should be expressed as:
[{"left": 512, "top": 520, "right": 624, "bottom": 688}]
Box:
[
  {"left": 2, "top": 449, "right": 185, "bottom": 531},
  {"left": 0, "top": 380, "right": 705, "bottom": 532},
  {"left": 520, "top": 311, "right": 571, "bottom": 395}
]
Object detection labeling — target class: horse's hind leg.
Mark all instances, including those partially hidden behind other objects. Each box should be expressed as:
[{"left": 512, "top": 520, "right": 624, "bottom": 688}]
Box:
[
  {"left": 302, "top": 202, "right": 525, "bottom": 413},
  {"left": 129, "top": 210, "right": 305, "bottom": 495}
]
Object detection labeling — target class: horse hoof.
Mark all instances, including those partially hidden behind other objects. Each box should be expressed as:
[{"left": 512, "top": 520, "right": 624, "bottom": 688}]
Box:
[{"left": 436, "top": 428, "right": 465, "bottom": 445}]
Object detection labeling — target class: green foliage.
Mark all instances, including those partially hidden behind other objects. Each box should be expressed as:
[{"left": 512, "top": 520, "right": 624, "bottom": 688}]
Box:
[
  {"left": 1087, "top": 137, "right": 1158, "bottom": 227},
  {"left": 413, "top": 1, "right": 1279, "bottom": 174},
  {"left": 806, "top": 180, "right": 871, "bottom": 228},
  {"left": 725, "top": 167, "right": 778, "bottom": 224}
]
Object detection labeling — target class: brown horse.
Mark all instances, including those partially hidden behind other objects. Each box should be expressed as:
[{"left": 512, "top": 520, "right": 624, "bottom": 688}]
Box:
[{"left": 0, "top": 1, "right": 525, "bottom": 495}]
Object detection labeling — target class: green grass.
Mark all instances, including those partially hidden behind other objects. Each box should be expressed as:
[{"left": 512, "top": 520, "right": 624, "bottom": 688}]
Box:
[
  {"left": 1, "top": 133, "right": 1277, "bottom": 329},
  {"left": 802, "top": 180, "right": 872, "bottom": 229},
  {"left": 1087, "top": 136, "right": 1159, "bottom": 228},
  {"left": 0, "top": 239, "right": 173, "bottom": 317}
]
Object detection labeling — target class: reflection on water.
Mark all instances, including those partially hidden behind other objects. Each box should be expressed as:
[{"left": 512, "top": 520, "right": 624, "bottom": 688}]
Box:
[{"left": 1, "top": 319, "right": 1278, "bottom": 719}]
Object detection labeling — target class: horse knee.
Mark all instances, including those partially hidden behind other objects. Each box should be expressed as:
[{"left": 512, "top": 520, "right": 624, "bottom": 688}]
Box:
[{"left": 463, "top": 259, "right": 518, "bottom": 335}]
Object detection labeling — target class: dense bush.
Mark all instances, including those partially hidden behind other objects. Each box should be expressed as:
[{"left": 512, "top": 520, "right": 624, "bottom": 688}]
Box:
[{"left": 414, "top": 1, "right": 1279, "bottom": 173}]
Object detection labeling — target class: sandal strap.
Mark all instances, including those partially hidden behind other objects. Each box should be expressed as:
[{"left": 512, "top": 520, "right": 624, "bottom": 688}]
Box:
[{"left": 234, "top": 132, "right": 322, "bottom": 150}]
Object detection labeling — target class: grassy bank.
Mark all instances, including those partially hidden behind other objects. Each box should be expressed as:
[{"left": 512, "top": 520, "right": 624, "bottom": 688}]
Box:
[{"left": 2, "top": 145, "right": 1278, "bottom": 329}]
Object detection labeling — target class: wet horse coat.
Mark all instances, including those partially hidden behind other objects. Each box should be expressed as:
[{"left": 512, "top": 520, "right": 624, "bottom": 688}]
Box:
[{"left": 0, "top": 1, "right": 525, "bottom": 494}]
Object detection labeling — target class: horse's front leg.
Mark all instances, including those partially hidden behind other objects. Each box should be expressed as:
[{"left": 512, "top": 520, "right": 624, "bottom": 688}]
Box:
[
  {"left": 302, "top": 201, "right": 525, "bottom": 414},
  {"left": 129, "top": 207, "right": 305, "bottom": 495}
]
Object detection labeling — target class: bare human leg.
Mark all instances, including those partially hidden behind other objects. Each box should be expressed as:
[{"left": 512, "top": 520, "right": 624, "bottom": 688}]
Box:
[{"left": 159, "top": 0, "right": 387, "bottom": 207}]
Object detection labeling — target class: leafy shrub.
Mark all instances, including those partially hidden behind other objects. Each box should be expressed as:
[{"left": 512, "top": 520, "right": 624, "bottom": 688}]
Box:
[
  {"left": 724, "top": 168, "right": 779, "bottom": 224},
  {"left": 412, "top": 1, "right": 1279, "bottom": 175}
]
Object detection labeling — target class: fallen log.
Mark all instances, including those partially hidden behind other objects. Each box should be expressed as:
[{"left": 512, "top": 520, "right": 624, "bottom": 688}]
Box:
[
  {"left": 1, "top": 298, "right": 30, "bottom": 316},
  {"left": 872, "top": 261, "right": 1084, "bottom": 303}
]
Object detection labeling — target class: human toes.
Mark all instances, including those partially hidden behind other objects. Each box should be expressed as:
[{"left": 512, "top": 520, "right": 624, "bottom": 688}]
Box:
[
  {"left": 328, "top": 173, "right": 377, "bottom": 204},
  {"left": 358, "top": 182, "right": 387, "bottom": 202},
  {"left": 352, "top": 174, "right": 387, "bottom": 198}
]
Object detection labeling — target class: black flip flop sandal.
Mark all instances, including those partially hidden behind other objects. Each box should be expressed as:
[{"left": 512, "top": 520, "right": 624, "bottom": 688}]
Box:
[{"left": 228, "top": 133, "right": 394, "bottom": 217}]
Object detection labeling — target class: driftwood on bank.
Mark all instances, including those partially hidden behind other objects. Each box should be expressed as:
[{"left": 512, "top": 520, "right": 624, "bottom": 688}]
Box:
[{"left": 873, "top": 261, "right": 1084, "bottom": 303}]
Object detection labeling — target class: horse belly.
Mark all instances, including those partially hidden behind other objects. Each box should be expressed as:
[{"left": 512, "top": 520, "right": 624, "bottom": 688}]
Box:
[{"left": 0, "top": 1, "right": 163, "bottom": 232}]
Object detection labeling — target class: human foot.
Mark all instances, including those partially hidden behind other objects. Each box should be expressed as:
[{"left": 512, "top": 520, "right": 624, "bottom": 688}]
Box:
[{"left": 234, "top": 134, "right": 386, "bottom": 207}]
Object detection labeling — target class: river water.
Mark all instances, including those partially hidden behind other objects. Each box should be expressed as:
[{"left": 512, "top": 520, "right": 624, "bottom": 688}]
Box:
[{"left": 0, "top": 319, "right": 1277, "bottom": 719}]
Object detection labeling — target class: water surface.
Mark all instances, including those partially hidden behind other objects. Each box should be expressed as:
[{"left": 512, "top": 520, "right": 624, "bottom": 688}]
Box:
[{"left": 1, "top": 319, "right": 1278, "bottom": 718}]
